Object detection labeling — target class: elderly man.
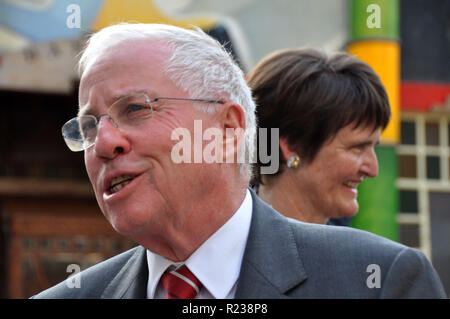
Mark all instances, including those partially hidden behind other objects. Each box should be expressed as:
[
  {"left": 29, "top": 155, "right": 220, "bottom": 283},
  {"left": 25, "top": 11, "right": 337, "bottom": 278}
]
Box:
[{"left": 34, "top": 23, "right": 445, "bottom": 299}]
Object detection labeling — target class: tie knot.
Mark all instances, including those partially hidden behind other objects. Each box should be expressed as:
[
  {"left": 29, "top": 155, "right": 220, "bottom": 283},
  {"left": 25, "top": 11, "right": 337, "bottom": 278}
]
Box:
[{"left": 160, "top": 265, "right": 203, "bottom": 299}]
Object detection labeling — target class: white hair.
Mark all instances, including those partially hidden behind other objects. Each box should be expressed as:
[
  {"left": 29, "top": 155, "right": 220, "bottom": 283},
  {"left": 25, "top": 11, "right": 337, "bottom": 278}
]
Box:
[{"left": 78, "top": 23, "right": 256, "bottom": 179}]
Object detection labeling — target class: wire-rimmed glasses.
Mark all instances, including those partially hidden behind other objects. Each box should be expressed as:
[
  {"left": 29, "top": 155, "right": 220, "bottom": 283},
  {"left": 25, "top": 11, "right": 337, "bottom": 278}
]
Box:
[{"left": 61, "top": 93, "right": 224, "bottom": 152}]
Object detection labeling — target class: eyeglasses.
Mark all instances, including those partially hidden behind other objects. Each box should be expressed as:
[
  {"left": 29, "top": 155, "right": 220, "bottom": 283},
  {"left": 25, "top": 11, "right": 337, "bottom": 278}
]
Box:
[{"left": 61, "top": 93, "right": 224, "bottom": 152}]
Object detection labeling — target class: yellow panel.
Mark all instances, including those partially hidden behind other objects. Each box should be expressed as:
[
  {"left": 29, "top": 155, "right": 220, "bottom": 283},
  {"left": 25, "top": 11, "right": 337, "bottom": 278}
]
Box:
[
  {"left": 347, "top": 41, "right": 400, "bottom": 144},
  {"left": 92, "top": 0, "right": 217, "bottom": 31}
]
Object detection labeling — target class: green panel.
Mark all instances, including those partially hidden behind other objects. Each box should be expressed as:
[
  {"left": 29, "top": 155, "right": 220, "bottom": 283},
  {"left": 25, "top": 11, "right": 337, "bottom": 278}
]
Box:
[
  {"left": 351, "top": 146, "right": 398, "bottom": 241},
  {"left": 350, "top": 0, "right": 399, "bottom": 41}
]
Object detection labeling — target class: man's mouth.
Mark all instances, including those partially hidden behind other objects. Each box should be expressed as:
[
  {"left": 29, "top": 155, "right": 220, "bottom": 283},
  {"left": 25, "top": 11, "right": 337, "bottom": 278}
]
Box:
[{"left": 108, "top": 174, "right": 136, "bottom": 194}]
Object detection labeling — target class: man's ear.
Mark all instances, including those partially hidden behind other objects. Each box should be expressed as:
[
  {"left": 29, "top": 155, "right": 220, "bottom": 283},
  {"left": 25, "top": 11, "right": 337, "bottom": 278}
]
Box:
[
  {"left": 279, "top": 137, "right": 297, "bottom": 161},
  {"left": 221, "top": 103, "right": 246, "bottom": 163}
]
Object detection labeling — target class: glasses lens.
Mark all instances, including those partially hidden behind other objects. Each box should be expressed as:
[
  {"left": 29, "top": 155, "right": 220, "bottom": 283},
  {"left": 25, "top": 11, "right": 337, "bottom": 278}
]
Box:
[
  {"left": 62, "top": 116, "right": 97, "bottom": 152},
  {"left": 62, "top": 93, "right": 152, "bottom": 152},
  {"left": 62, "top": 118, "right": 83, "bottom": 152},
  {"left": 110, "top": 93, "right": 153, "bottom": 126}
]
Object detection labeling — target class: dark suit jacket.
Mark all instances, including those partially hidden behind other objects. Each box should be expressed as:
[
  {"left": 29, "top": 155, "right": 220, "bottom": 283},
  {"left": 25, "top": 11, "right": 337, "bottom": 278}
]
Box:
[{"left": 33, "top": 190, "right": 446, "bottom": 298}]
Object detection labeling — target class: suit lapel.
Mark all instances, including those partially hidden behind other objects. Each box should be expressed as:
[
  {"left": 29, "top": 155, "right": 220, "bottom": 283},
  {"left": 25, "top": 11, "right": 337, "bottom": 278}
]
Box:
[
  {"left": 235, "top": 189, "right": 308, "bottom": 298},
  {"left": 101, "top": 246, "right": 148, "bottom": 298}
]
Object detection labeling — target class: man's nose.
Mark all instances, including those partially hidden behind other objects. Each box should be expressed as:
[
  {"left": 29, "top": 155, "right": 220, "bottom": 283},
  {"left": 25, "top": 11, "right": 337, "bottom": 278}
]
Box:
[
  {"left": 361, "top": 148, "right": 379, "bottom": 178},
  {"left": 93, "top": 116, "right": 131, "bottom": 158}
]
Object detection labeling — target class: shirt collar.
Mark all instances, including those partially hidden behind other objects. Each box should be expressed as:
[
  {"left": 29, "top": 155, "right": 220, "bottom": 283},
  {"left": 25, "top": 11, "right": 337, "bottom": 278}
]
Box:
[{"left": 146, "top": 188, "right": 253, "bottom": 298}]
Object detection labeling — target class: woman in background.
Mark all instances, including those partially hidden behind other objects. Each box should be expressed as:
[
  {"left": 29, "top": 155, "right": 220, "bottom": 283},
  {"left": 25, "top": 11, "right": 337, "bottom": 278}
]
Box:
[{"left": 247, "top": 48, "right": 391, "bottom": 225}]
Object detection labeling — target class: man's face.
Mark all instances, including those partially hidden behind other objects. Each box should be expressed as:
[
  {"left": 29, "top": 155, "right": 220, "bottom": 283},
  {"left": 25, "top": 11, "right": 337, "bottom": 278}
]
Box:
[{"left": 79, "top": 41, "right": 220, "bottom": 244}]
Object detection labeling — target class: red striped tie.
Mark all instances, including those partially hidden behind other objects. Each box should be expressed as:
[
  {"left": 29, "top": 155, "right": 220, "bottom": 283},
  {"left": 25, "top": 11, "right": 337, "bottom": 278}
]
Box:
[{"left": 160, "top": 265, "right": 203, "bottom": 299}]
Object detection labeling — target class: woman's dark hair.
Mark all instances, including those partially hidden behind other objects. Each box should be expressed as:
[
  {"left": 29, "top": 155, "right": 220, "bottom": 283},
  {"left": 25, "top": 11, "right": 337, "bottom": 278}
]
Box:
[{"left": 247, "top": 48, "right": 391, "bottom": 186}]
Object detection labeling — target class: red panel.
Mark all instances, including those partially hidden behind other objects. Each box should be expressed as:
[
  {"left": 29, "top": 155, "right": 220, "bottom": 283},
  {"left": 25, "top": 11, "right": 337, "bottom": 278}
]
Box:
[{"left": 401, "top": 82, "right": 450, "bottom": 112}]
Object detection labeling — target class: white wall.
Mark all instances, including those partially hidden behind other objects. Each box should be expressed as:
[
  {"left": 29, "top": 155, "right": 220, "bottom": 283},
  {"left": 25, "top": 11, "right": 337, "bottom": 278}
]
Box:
[{"left": 155, "top": 0, "right": 348, "bottom": 69}]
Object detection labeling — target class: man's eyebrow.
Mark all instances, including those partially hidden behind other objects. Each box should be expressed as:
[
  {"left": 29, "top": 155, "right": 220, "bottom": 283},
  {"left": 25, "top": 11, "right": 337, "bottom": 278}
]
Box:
[
  {"left": 77, "top": 89, "right": 158, "bottom": 117},
  {"left": 110, "top": 89, "right": 158, "bottom": 102}
]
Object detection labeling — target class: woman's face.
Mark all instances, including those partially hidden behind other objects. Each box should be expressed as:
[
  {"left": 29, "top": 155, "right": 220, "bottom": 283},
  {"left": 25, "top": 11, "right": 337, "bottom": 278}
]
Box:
[{"left": 296, "top": 123, "right": 381, "bottom": 219}]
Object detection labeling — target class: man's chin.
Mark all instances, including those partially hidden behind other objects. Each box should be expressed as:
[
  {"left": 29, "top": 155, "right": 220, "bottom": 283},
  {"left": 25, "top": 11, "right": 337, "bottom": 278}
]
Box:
[{"left": 106, "top": 211, "right": 142, "bottom": 237}]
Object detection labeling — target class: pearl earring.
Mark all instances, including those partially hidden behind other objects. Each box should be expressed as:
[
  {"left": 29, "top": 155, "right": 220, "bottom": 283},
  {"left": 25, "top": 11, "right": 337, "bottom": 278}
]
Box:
[{"left": 287, "top": 155, "right": 300, "bottom": 169}]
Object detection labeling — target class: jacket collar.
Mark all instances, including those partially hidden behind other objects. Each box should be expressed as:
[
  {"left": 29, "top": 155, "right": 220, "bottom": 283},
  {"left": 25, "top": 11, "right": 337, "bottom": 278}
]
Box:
[
  {"left": 235, "top": 189, "right": 308, "bottom": 298},
  {"left": 101, "top": 246, "right": 148, "bottom": 298}
]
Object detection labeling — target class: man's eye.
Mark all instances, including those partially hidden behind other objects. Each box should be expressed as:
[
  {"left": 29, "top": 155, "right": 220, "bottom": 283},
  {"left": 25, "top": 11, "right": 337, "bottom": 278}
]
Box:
[
  {"left": 125, "top": 104, "right": 148, "bottom": 113},
  {"left": 82, "top": 121, "right": 96, "bottom": 132},
  {"left": 79, "top": 117, "right": 96, "bottom": 132},
  {"left": 121, "top": 103, "right": 153, "bottom": 121},
  {"left": 79, "top": 119, "right": 97, "bottom": 139}
]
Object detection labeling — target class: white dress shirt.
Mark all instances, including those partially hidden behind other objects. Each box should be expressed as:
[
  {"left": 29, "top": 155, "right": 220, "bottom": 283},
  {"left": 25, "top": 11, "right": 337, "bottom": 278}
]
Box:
[{"left": 146, "top": 189, "right": 253, "bottom": 299}]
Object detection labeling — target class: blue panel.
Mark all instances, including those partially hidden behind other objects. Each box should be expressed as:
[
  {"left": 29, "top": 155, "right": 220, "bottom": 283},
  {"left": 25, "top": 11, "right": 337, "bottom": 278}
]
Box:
[{"left": 0, "top": 0, "right": 103, "bottom": 42}]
